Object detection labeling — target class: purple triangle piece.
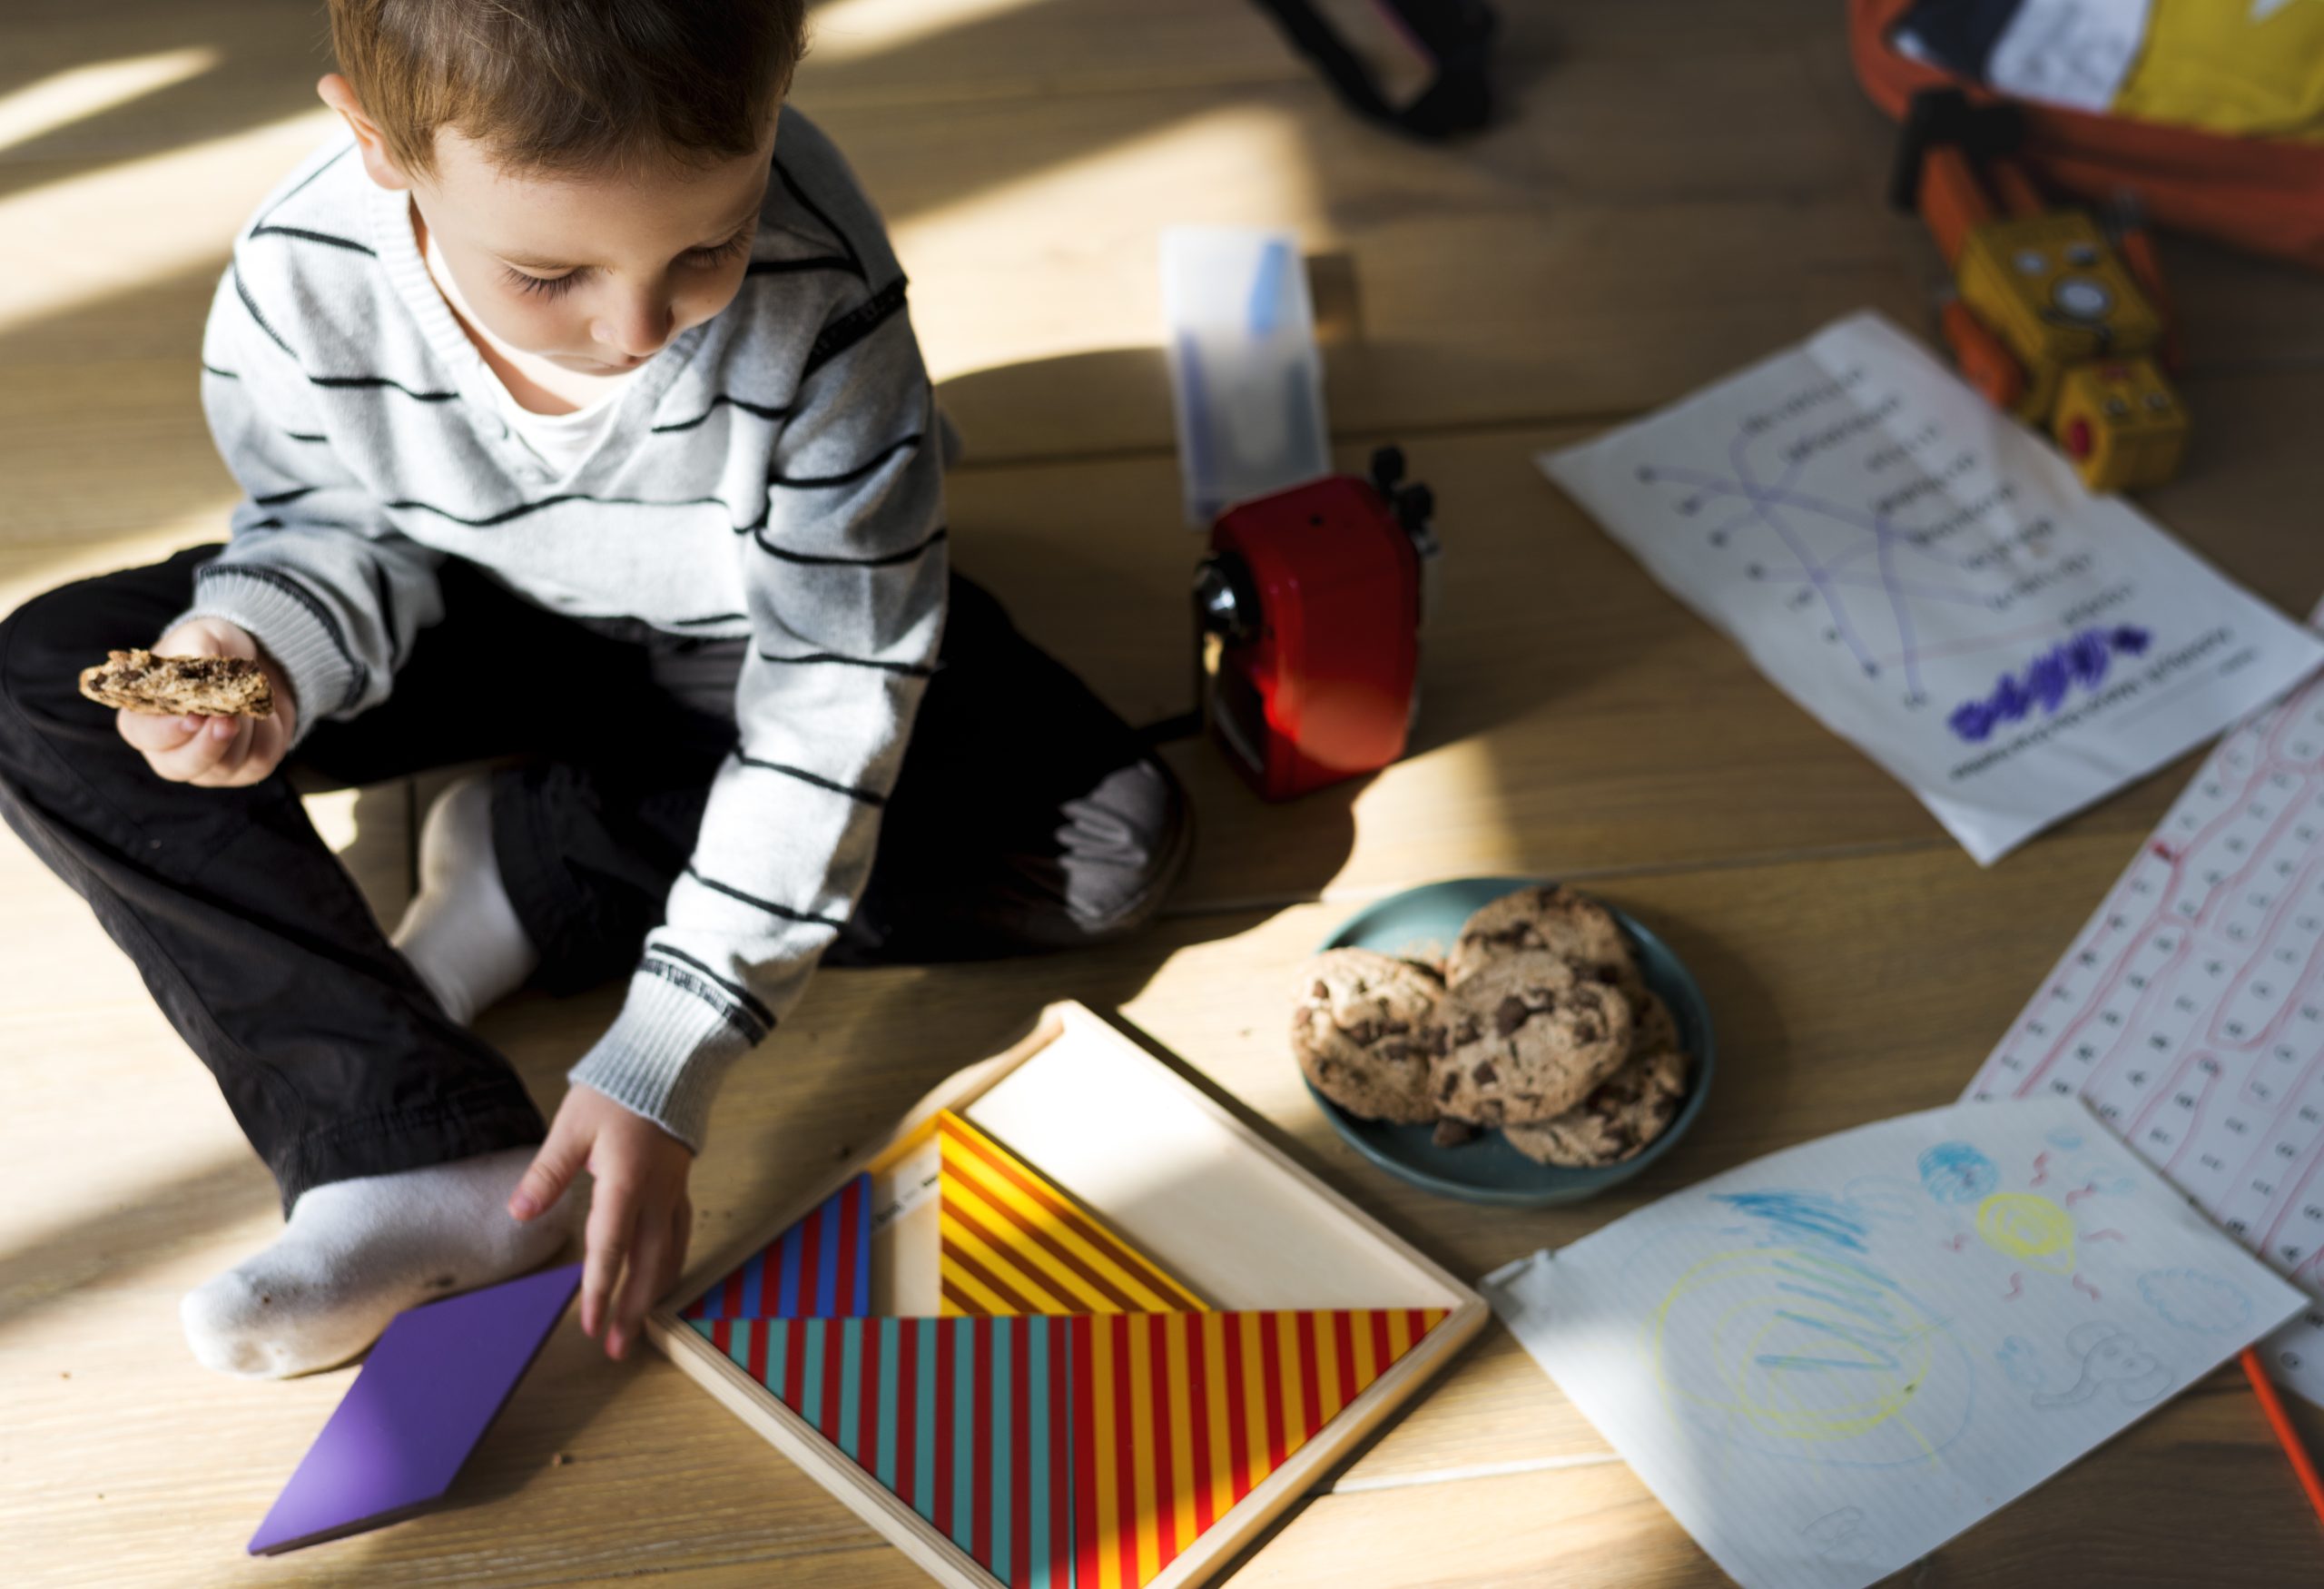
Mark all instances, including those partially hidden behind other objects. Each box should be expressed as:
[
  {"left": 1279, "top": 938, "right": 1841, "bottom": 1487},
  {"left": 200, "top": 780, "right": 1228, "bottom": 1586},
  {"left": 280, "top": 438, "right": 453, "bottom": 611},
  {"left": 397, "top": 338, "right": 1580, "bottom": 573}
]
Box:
[{"left": 247, "top": 1262, "right": 582, "bottom": 1554}]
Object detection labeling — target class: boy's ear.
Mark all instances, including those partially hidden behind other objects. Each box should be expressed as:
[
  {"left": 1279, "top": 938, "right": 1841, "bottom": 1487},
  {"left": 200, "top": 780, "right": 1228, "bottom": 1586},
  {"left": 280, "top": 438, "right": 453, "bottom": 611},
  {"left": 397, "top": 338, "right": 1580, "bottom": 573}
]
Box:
[{"left": 316, "top": 73, "right": 412, "bottom": 192}]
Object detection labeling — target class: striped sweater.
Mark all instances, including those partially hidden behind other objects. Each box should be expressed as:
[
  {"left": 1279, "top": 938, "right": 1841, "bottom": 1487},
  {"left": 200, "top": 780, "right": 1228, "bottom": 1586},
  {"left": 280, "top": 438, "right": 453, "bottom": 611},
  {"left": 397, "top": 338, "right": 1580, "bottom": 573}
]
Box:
[{"left": 181, "top": 110, "right": 947, "bottom": 1150}]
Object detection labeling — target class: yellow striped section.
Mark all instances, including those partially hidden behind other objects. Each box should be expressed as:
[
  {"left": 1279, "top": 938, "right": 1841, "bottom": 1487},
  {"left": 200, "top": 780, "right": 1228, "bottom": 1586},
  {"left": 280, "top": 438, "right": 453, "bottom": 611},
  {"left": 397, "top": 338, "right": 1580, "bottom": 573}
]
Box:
[
  {"left": 1128, "top": 1316, "right": 1159, "bottom": 1585},
  {"left": 1201, "top": 1310, "right": 1234, "bottom": 1525},
  {"left": 1091, "top": 1314, "right": 1123, "bottom": 1589},
  {"left": 1237, "top": 1312, "right": 1268, "bottom": 1482},
  {"left": 1076, "top": 1309, "right": 1457, "bottom": 1585},
  {"left": 1275, "top": 1313, "right": 1306, "bottom": 1461},
  {"left": 936, "top": 1111, "right": 1207, "bottom": 1318},
  {"left": 864, "top": 1112, "right": 939, "bottom": 1176},
  {"left": 1165, "top": 1316, "right": 1196, "bottom": 1553}
]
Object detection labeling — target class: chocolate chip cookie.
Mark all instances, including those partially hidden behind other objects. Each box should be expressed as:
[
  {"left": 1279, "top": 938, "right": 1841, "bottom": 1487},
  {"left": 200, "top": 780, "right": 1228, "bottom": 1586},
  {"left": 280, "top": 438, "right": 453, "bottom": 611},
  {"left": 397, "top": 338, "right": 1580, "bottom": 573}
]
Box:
[
  {"left": 1630, "top": 988, "right": 1682, "bottom": 1060},
  {"left": 79, "top": 649, "right": 273, "bottom": 717},
  {"left": 1502, "top": 1046, "right": 1690, "bottom": 1167},
  {"left": 1431, "top": 959, "right": 1631, "bottom": 1126},
  {"left": 1444, "top": 883, "right": 1645, "bottom": 1004},
  {"left": 1291, "top": 949, "right": 1444, "bottom": 1124}
]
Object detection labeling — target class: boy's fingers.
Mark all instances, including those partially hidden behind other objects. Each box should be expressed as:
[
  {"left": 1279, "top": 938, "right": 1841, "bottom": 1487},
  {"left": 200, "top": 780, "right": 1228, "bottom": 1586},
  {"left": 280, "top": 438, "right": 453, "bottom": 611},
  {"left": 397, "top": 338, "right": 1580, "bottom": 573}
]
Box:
[
  {"left": 606, "top": 1204, "right": 675, "bottom": 1360},
  {"left": 116, "top": 709, "right": 201, "bottom": 756},
  {"left": 510, "top": 1123, "right": 586, "bottom": 1222},
  {"left": 581, "top": 1187, "right": 637, "bottom": 1340},
  {"left": 669, "top": 1194, "right": 694, "bottom": 1283},
  {"left": 194, "top": 719, "right": 256, "bottom": 785},
  {"left": 220, "top": 720, "right": 287, "bottom": 788},
  {"left": 156, "top": 721, "right": 233, "bottom": 783},
  {"left": 153, "top": 622, "right": 228, "bottom": 658}
]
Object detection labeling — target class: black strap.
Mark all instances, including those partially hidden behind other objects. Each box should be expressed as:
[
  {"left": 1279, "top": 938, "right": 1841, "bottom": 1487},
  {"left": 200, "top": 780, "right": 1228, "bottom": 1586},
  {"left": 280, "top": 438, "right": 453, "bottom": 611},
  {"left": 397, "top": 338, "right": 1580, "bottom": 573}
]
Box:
[{"left": 1247, "top": 0, "right": 1498, "bottom": 141}]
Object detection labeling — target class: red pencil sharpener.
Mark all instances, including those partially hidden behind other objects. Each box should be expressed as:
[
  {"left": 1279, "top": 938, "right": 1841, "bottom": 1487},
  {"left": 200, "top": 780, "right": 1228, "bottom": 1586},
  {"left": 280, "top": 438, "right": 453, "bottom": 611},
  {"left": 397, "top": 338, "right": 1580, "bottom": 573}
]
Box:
[{"left": 1192, "top": 447, "right": 1441, "bottom": 801}]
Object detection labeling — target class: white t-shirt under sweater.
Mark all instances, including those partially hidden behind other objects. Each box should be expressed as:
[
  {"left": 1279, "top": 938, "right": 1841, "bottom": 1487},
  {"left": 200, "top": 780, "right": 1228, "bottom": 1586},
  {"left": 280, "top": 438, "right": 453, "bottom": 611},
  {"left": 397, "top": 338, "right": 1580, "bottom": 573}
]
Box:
[{"left": 175, "top": 110, "right": 949, "bottom": 1150}]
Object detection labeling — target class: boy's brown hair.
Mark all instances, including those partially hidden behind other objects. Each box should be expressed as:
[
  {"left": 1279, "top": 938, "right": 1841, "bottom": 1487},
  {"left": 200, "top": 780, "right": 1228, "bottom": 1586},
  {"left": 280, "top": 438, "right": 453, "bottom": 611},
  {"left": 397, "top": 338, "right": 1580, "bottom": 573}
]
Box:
[{"left": 328, "top": 0, "right": 807, "bottom": 177}]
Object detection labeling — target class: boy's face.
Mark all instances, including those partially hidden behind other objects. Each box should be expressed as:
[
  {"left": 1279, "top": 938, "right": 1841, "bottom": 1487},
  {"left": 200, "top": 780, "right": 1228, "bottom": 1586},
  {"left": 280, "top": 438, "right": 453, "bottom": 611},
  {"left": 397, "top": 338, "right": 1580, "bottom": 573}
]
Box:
[{"left": 325, "top": 77, "right": 774, "bottom": 373}]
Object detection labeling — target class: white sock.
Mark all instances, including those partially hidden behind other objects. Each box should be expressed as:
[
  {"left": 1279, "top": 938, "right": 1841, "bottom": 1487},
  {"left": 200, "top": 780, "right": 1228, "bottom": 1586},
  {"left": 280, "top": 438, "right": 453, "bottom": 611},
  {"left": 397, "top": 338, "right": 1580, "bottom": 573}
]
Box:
[
  {"left": 391, "top": 773, "right": 539, "bottom": 1027},
  {"left": 179, "top": 1148, "right": 578, "bottom": 1378}
]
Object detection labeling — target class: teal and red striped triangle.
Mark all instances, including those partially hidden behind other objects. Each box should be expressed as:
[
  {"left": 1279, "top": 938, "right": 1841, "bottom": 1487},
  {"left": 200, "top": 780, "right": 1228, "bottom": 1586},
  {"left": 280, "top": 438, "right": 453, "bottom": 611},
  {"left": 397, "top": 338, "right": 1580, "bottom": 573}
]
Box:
[{"left": 703, "top": 1316, "right": 1078, "bottom": 1588}]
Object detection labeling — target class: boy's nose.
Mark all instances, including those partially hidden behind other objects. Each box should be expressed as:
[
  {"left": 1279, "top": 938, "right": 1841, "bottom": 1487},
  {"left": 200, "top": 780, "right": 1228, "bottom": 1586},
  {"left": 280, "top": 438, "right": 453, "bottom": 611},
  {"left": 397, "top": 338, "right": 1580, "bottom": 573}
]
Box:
[{"left": 595, "top": 298, "right": 674, "bottom": 360}]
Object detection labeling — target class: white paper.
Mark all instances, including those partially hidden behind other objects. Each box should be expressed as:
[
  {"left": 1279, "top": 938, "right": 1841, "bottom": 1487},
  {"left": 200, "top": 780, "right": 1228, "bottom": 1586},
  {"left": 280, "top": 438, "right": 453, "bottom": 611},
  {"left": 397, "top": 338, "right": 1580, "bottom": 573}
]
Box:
[
  {"left": 1984, "top": 0, "right": 2152, "bottom": 114},
  {"left": 1483, "top": 1100, "right": 2303, "bottom": 1589},
  {"left": 1968, "top": 639, "right": 2324, "bottom": 1406},
  {"left": 1160, "top": 226, "right": 1330, "bottom": 526},
  {"left": 1541, "top": 311, "right": 2324, "bottom": 864}
]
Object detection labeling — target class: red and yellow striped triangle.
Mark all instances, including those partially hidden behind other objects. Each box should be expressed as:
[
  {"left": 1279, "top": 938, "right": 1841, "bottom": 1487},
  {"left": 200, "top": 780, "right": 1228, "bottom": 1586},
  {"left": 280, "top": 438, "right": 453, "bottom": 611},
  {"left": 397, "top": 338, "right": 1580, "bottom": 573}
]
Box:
[
  {"left": 936, "top": 1111, "right": 1208, "bottom": 1318},
  {"left": 1069, "top": 1308, "right": 1449, "bottom": 1589}
]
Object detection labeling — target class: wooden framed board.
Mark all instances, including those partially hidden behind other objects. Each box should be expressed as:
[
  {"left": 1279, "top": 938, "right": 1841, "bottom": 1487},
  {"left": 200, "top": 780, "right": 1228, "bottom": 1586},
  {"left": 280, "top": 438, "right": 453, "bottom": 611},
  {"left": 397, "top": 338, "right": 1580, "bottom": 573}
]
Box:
[{"left": 646, "top": 1001, "right": 1488, "bottom": 1589}]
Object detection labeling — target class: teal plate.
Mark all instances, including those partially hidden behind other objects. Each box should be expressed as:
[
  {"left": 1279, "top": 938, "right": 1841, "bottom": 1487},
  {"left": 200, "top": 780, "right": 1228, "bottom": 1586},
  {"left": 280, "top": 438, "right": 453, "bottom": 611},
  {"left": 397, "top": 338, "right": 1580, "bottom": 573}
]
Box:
[{"left": 1309, "top": 876, "right": 1715, "bottom": 1207}]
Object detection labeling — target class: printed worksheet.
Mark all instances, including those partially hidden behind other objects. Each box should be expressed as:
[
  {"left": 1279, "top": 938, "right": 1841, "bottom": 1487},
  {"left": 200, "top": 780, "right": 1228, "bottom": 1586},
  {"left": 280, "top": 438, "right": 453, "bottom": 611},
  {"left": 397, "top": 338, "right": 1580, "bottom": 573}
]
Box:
[
  {"left": 1483, "top": 1100, "right": 2303, "bottom": 1589},
  {"left": 1969, "top": 650, "right": 2324, "bottom": 1406},
  {"left": 1541, "top": 311, "right": 2324, "bottom": 864}
]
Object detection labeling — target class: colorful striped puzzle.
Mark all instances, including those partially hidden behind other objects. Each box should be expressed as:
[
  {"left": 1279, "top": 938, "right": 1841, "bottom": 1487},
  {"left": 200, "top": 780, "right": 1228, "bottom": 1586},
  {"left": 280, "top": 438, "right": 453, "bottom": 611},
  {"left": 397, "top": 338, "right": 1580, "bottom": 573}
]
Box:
[{"left": 681, "top": 1111, "right": 1446, "bottom": 1588}]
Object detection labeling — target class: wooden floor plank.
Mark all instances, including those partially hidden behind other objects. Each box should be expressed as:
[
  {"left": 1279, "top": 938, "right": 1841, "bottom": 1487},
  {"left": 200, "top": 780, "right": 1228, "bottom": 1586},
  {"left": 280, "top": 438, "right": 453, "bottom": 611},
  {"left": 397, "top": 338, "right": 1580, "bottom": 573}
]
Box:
[{"left": 859, "top": 52, "right": 1925, "bottom": 463}]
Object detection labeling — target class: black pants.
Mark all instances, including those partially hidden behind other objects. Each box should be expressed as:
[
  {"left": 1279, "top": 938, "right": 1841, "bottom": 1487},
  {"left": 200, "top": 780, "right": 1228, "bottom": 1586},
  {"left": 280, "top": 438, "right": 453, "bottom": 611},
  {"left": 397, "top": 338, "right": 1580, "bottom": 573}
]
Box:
[{"left": 0, "top": 548, "right": 1188, "bottom": 1209}]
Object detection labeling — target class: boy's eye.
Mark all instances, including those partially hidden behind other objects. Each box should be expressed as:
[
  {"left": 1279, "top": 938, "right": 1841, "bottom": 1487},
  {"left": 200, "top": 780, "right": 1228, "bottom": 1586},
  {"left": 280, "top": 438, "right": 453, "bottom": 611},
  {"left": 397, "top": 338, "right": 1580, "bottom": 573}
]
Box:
[
  {"left": 684, "top": 229, "right": 754, "bottom": 269},
  {"left": 503, "top": 266, "right": 583, "bottom": 301}
]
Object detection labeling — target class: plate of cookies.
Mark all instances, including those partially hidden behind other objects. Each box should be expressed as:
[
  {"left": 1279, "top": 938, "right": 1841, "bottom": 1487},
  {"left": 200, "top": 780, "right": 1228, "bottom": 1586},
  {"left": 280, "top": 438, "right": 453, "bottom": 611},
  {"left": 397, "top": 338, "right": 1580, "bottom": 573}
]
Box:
[{"left": 1291, "top": 877, "right": 1712, "bottom": 1207}]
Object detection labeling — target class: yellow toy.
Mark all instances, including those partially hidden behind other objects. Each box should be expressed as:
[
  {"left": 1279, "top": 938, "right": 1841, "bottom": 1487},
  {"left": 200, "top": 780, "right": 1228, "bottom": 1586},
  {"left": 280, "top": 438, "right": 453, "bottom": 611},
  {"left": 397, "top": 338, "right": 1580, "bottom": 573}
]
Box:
[
  {"left": 1891, "top": 90, "right": 2189, "bottom": 494},
  {"left": 2053, "top": 361, "right": 2190, "bottom": 495}
]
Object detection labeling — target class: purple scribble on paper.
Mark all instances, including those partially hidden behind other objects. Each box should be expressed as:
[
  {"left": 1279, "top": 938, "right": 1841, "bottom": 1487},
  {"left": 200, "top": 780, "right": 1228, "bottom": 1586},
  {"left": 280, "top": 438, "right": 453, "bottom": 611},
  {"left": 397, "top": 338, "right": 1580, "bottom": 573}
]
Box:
[{"left": 1948, "top": 627, "right": 2153, "bottom": 744}]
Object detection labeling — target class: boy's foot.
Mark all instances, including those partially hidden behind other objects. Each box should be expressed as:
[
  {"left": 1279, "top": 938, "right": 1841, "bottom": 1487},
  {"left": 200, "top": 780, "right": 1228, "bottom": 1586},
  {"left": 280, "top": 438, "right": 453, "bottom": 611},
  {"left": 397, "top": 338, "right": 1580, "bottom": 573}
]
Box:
[
  {"left": 179, "top": 1147, "right": 576, "bottom": 1378},
  {"left": 392, "top": 773, "right": 539, "bottom": 1026}
]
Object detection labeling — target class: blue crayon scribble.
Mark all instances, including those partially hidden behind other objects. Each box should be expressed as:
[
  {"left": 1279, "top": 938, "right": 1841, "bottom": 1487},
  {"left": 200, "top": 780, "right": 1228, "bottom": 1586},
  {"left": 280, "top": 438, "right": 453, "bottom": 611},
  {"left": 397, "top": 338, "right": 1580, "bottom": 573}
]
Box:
[
  {"left": 1995, "top": 1336, "right": 2045, "bottom": 1389},
  {"left": 1715, "top": 1190, "right": 1871, "bottom": 1253},
  {"left": 1917, "top": 1141, "right": 1999, "bottom": 1205},
  {"left": 2138, "top": 1268, "right": 2252, "bottom": 1334},
  {"left": 2044, "top": 1127, "right": 2084, "bottom": 1151},
  {"left": 1947, "top": 626, "right": 2152, "bottom": 744},
  {"left": 1758, "top": 1308, "right": 1911, "bottom": 1372}
]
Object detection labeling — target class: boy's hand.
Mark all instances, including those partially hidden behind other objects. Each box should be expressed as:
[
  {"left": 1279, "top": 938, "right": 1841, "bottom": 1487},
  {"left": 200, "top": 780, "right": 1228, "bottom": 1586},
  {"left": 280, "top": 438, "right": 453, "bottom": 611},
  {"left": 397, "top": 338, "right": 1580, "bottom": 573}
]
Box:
[
  {"left": 115, "top": 617, "right": 298, "bottom": 787},
  {"left": 511, "top": 1083, "right": 695, "bottom": 1361}
]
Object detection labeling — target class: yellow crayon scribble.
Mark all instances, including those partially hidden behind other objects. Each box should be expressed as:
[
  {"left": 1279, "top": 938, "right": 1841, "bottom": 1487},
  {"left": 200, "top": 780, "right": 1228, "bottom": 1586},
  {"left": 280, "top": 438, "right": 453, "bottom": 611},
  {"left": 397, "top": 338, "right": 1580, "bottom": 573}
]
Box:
[
  {"left": 1975, "top": 1192, "right": 2076, "bottom": 1275},
  {"left": 1645, "top": 1248, "right": 1948, "bottom": 1458}
]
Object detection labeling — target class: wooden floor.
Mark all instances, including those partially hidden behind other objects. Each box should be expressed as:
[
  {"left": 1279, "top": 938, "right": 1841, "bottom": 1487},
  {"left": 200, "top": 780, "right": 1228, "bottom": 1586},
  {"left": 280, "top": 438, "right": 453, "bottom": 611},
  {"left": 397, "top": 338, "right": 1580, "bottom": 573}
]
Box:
[{"left": 5, "top": 0, "right": 2324, "bottom": 1583}]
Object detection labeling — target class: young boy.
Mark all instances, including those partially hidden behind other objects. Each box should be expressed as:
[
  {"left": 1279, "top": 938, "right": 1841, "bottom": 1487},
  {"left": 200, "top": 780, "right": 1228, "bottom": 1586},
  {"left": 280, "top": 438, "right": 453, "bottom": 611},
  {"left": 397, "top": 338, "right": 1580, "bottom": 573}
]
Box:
[{"left": 0, "top": 0, "right": 1186, "bottom": 1378}]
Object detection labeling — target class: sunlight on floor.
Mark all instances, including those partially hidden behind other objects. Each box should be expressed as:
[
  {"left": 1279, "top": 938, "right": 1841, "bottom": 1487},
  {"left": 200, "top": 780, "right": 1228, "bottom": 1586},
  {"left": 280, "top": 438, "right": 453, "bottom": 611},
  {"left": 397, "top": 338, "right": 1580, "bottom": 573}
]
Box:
[
  {"left": 0, "top": 47, "right": 220, "bottom": 156},
  {"left": 0, "top": 107, "right": 335, "bottom": 337},
  {"left": 1343, "top": 735, "right": 1523, "bottom": 896},
  {"left": 893, "top": 101, "right": 1325, "bottom": 381},
  {"left": 806, "top": 0, "right": 1046, "bottom": 64},
  {"left": 0, "top": 509, "right": 237, "bottom": 614}
]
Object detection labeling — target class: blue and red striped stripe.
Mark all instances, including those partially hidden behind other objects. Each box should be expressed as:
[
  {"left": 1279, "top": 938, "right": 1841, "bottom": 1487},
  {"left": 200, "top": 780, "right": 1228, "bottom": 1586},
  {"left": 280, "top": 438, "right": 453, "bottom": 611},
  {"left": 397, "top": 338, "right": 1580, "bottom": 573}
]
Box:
[{"left": 684, "top": 1174, "right": 872, "bottom": 1321}]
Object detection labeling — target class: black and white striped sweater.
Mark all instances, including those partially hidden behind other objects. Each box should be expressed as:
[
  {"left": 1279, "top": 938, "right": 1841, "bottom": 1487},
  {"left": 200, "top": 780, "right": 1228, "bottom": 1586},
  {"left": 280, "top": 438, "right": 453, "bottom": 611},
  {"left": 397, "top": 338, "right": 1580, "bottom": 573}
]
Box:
[{"left": 181, "top": 110, "right": 946, "bottom": 1150}]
